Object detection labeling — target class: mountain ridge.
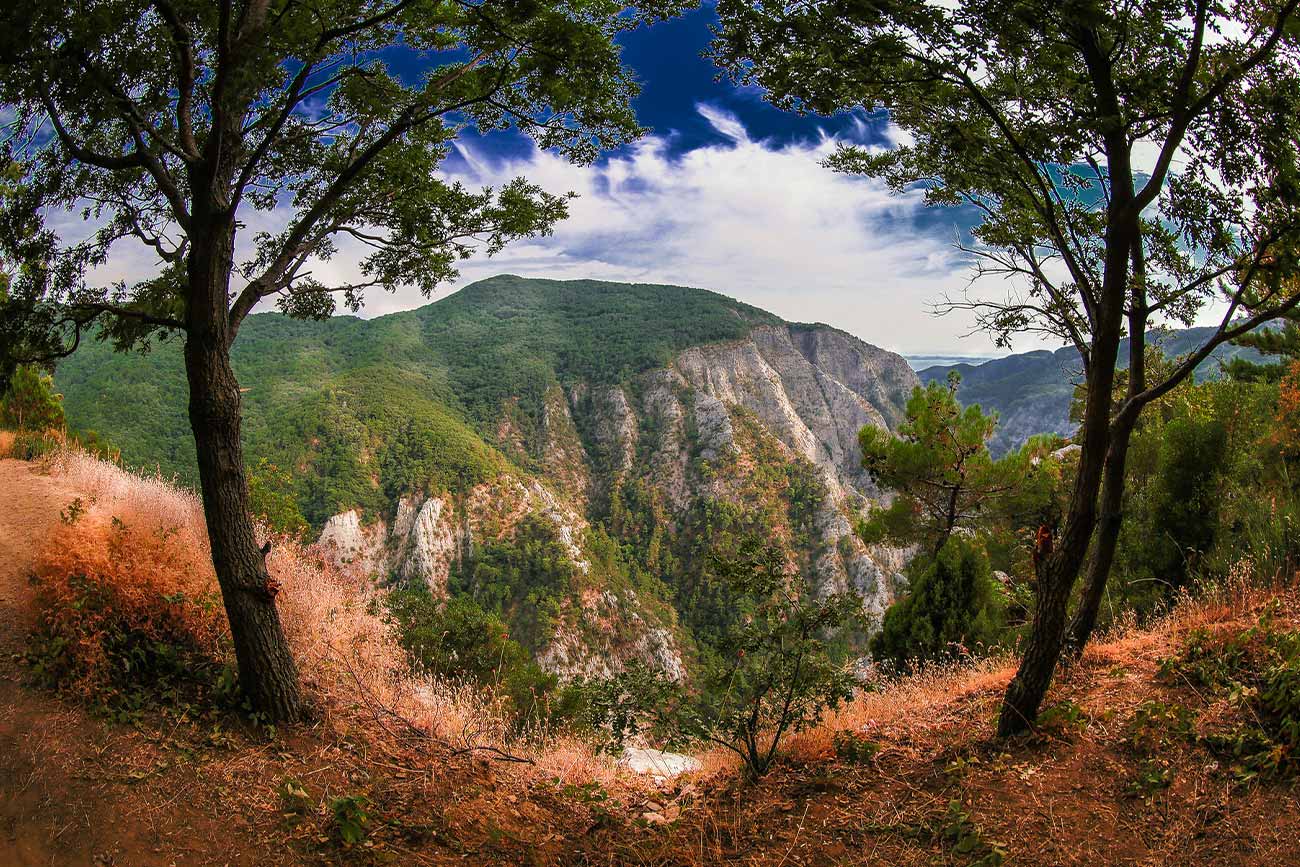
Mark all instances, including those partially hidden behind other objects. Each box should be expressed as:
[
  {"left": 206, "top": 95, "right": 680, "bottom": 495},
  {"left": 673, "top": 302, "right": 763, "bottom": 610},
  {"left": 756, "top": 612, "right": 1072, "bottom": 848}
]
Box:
[
  {"left": 52, "top": 275, "right": 918, "bottom": 680},
  {"left": 919, "top": 326, "right": 1271, "bottom": 454}
]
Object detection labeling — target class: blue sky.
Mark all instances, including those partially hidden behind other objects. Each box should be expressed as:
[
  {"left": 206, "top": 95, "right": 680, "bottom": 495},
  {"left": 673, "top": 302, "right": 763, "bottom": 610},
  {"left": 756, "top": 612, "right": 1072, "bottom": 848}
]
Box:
[{"left": 77, "top": 6, "right": 1002, "bottom": 355}]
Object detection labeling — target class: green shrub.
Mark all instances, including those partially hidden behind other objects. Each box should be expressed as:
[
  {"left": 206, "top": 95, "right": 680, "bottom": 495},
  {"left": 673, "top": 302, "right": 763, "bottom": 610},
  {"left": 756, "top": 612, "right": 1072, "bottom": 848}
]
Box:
[
  {"left": 385, "top": 587, "right": 570, "bottom": 727},
  {"left": 870, "top": 537, "right": 1004, "bottom": 670},
  {"left": 583, "top": 541, "right": 862, "bottom": 780}
]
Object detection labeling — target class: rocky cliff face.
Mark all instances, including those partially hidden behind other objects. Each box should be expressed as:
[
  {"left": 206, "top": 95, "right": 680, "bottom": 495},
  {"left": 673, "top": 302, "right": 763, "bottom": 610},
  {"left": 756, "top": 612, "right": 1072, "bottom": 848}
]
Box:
[{"left": 318, "top": 321, "right": 918, "bottom": 679}]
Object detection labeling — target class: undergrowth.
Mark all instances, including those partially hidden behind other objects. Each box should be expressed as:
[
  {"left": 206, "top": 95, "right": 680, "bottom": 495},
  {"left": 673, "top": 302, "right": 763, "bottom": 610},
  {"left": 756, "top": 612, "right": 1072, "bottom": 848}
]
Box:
[{"left": 1158, "top": 602, "right": 1300, "bottom": 782}]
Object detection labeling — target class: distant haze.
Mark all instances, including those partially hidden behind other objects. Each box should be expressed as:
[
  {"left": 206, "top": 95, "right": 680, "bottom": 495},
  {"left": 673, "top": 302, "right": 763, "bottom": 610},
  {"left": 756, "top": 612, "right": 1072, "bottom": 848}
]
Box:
[{"left": 904, "top": 354, "right": 1001, "bottom": 371}]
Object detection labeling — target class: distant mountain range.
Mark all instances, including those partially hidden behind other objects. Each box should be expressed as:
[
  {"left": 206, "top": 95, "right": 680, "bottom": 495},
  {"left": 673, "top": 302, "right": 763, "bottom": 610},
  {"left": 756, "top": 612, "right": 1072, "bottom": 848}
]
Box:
[
  {"left": 54, "top": 275, "right": 918, "bottom": 680},
  {"left": 919, "top": 326, "right": 1268, "bottom": 455}
]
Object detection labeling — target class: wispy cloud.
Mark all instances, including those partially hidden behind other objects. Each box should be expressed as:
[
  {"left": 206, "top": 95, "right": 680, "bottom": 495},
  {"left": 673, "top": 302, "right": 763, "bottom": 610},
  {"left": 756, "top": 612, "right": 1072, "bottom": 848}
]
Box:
[{"left": 359, "top": 104, "right": 985, "bottom": 353}]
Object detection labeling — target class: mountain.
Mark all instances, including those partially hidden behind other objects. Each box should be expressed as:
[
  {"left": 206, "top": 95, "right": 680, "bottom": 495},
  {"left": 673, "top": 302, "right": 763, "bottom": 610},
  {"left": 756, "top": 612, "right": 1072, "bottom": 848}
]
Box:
[
  {"left": 53, "top": 275, "right": 918, "bottom": 679},
  {"left": 919, "top": 326, "right": 1270, "bottom": 455}
]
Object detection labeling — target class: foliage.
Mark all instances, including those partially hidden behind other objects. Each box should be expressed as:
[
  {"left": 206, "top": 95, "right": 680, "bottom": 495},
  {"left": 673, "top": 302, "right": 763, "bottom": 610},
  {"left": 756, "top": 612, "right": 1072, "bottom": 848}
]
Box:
[
  {"left": 587, "top": 540, "right": 861, "bottom": 780},
  {"left": 0, "top": 364, "right": 65, "bottom": 432},
  {"left": 328, "top": 794, "right": 372, "bottom": 847},
  {"left": 25, "top": 517, "right": 228, "bottom": 716},
  {"left": 247, "top": 459, "right": 308, "bottom": 539},
  {"left": 1275, "top": 361, "right": 1300, "bottom": 462},
  {"left": 937, "top": 800, "right": 1008, "bottom": 867},
  {"left": 1159, "top": 611, "right": 1300, "bottom": 782},
  {"left": 384, "top": 587, "right": 571, "bottom": 727},
  {"left": 1227, "top": 315, "right": 1300, "bottom": 382},
  {"left": 858, "top": 376, "right": 1024, "bottom": 556},
  {"left": 871, "top": 537, "right": 1004, "bottom": 670}
]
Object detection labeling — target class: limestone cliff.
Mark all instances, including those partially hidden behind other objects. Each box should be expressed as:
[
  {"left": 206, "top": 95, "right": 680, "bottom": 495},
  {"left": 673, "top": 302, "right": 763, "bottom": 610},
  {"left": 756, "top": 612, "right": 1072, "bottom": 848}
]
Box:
[{"left": 317, "top": 319, "right": 917, "bottom": 677}]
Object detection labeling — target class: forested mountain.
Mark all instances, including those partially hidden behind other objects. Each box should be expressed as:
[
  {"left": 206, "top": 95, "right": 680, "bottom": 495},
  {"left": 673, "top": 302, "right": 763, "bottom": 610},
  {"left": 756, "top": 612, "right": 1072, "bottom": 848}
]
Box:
[
  {"left": 920, "top": 327, "right": 1269, "bottom": 454},
  {"left": 54, "top": 275, "right": 918, "bottom": 680}
]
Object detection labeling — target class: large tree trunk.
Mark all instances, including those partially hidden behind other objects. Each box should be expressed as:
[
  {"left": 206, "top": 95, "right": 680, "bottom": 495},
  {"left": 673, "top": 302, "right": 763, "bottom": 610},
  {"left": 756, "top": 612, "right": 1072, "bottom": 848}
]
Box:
[{"left": 183, "top": 221, "right": 303, "bottom": 723}]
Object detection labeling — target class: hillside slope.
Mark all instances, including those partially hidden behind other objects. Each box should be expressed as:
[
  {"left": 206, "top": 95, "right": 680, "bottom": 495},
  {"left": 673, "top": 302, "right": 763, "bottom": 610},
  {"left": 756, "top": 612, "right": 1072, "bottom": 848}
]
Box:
[
  {"left": 3, "top": 455, "right": 1298, "bottom": 866},
  {"left": 920, "top": 326, "right": 1268, "bottom": 454},
  {"left": 52, "top": 276, "right": 918, "bottom": 678}
]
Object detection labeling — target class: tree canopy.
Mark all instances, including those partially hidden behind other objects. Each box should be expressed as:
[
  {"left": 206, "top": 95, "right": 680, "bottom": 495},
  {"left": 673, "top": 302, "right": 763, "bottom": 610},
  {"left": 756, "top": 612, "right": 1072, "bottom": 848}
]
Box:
[
  {"left": 858, "top": 374, "right": 1024, "bottom": 557},
  {"left": 712, "top": 0, "right": 1300, "bottom": 734}
]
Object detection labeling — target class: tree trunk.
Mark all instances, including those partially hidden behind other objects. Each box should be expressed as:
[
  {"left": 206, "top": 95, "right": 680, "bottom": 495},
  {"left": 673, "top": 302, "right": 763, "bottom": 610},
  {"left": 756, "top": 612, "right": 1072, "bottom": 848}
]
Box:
[
  {"left": 996, "top": 219, "right": 1134, "bottom": 737},
  {"left": 1064, "top": 414, "right": 1137, "bottom": 654},
  {"left": 183, "top": 221, "right": 303, "bottom": 723}
]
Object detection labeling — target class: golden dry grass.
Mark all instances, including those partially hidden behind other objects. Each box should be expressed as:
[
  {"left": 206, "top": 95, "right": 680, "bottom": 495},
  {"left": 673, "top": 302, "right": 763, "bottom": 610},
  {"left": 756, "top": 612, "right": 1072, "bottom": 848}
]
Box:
[{"left": 0, "top": 429, "right": 15, "bottom": 458}]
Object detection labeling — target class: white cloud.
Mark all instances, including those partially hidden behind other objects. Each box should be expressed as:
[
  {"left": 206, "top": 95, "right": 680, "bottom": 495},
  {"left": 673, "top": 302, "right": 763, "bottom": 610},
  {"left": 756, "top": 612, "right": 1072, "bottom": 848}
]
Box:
[
  {"left": 60, "top": 103, "right": 1008, "bottom": 354},
  {"left": 361, "top": 105, "right": 988, "bottom": 353}
]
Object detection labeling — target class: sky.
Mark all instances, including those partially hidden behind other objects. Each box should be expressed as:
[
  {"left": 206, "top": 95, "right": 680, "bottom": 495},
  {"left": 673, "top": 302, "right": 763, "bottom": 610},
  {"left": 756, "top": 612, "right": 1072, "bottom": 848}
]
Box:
[
  {"left": 322, "top": 5, "right": 998, "bottom": 356},
  {"left": 68, "top": 6, "right": 1016, "bottom": 356}
]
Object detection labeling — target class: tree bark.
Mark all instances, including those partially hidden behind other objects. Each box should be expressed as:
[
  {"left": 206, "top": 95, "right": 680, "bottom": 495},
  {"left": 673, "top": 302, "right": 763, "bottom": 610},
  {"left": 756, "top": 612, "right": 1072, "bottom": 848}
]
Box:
[
  {"left": 1065, "top": 405, "right": 1140, "bottom": 654},
  {"left": 996, "top": 219, "right": 1133, "bottom": 737},
  {"left": 183, "top": 219, "right": 303, "bottom": 723}
]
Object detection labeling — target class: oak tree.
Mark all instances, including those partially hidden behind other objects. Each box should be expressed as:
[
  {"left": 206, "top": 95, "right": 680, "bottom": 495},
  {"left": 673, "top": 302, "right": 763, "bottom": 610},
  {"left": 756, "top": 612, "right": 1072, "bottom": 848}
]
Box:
[{"left": 0, "top": 0, "right": 687, "bottom": 721}]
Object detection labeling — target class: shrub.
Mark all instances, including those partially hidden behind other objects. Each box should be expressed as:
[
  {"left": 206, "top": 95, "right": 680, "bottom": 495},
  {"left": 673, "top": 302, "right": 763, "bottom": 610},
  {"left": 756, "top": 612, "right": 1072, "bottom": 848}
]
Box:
[
  {"left": 585, "top": 541, "right": 862, "bottom": 780},
  {"left": 384, "top": 587, "right": 570, "bottom": 728},
  {"left": 1159, "top": 610, "right": 1300, "bottom": 781},
  {"left": 0, "top": 364, "right": 65, "bottom": 432},
  {"left": 27, "top": 515, "right": 228, "bottom": 713},
  {"left": 870, "top": 537, "right": 1004, "bottom": 670}
]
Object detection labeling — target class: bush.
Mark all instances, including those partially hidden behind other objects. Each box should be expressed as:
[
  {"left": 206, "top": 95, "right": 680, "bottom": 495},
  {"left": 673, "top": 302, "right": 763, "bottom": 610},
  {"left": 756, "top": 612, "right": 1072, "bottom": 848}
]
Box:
[
  {"left": 870, "top": 537, "right": 1004, "bottom": 670},
  {"left": 1158, "top": 610, "right": 1300, "bottom": 781},
  {"left": 584, "top": 541, "right": 862, "bottom": 780},
  {"left": 0, "top": 364, "right": 65, "bottom": 432},
  {"left": 384, "top": 587, "right": 572, "bottom": 728},
  {"left": 26, "top": 515, "right": 228, "bottom": 714}
]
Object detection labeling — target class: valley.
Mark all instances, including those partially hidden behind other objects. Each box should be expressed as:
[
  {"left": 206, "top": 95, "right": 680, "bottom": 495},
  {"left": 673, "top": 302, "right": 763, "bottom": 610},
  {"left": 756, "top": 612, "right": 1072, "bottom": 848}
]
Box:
[{"left": 53, "top": 275, "right": 917, "bottom": 679}]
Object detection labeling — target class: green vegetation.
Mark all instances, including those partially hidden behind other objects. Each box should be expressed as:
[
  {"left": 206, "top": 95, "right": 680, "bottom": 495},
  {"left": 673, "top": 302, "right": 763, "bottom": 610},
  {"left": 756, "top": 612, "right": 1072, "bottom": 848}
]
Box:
[
  {"left": 385, "top": 588, "right": 572, "bottom": 727},
  {"left": 52, "top": 277, "right": 778, "bottom": 525},
  {"left": 870, "top": 538, "right": 1004, "bottom": 671},
  {"left": 584, "top": 540, "right": 861, "bottom": 779},
  {"left": 858, "top": 375, "right": 1026, "bottom": 556},
  {"left": 1, "top": 364, "right": 65, "bottom": 432},
  {"left": 1158, "top": 610, "right": 1300, "bottom": 782}
]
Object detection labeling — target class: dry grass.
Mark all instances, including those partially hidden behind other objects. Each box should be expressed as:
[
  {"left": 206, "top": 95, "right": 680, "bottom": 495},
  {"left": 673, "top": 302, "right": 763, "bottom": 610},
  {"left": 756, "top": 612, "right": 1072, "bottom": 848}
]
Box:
[
  {"left": 37, "top": 445, "right": 597, "bottom": 773},
  {"left": 0, "top": 429, "right": 15, "bottom": 458},
  {"left": 20, "top": 444, "right": 1300, "bottom": 865}
]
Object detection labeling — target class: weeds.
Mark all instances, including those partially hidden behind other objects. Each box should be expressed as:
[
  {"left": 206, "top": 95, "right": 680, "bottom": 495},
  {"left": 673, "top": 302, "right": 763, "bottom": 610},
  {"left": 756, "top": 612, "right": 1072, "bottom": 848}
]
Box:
[
  {"left": 328, "top": 794, "right": 372, "bottom": 846},
  {"left": 1158, "top": 608, "right": 1300, "bottom": 781}
]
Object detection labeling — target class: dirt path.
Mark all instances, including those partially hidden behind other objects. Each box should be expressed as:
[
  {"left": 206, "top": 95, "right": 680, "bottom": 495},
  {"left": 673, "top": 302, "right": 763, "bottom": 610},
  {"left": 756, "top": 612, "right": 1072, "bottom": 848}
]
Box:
[{"left": 0, "top": 460, "right": 80, "bottom": 648}]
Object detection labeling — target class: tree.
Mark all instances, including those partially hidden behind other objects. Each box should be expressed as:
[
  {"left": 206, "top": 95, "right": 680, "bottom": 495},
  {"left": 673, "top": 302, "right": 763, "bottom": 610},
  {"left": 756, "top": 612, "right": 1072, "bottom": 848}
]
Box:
[
  {"left": 0, "top": 0, "right": 687, "bottom": 721},
  {"left": 586, "top": 541, "right": 861, "bottom": 780},
  {"left": 0, "top": 364, "right": 65, "bottom": 432},
  {"left": 713, "top": 0, "right": 1300, "bottom": 735},
  {"left": 1226, "top": 310, "right": 1300, "bottom": 382},
  {"left": 870, "top": 536, "right": 1003, "bottom": 670},
  {"left": 858, "top": 373, "right": 1023, "bottom": 557}
]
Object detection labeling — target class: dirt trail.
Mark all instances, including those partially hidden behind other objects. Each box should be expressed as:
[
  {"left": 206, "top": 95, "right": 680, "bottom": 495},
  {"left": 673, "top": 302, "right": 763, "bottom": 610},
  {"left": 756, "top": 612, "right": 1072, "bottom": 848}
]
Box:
[{"left": 0, "top": 459, "right": 80, "bottom": 651}]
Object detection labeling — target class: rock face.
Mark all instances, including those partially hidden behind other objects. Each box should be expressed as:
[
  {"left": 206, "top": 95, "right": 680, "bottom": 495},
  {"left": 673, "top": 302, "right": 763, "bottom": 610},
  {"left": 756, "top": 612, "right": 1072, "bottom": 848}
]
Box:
[{"left": 319, "top": 321, "right": 918, "bottom": 679}]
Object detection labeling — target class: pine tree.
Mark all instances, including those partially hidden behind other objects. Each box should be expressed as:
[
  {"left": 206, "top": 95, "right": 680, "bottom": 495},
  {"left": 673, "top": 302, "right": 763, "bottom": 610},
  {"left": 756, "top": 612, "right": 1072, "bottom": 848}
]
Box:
[
  {"left": 870, "top": 537, "right": 1004, "bottom": 670},
  {"left": 1226, "top": 313, "right": 1300, "bottom": 383},
  {"left": 0, "top": 365, "right": 65, "bottom": 432}
]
